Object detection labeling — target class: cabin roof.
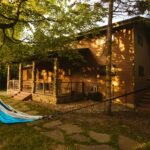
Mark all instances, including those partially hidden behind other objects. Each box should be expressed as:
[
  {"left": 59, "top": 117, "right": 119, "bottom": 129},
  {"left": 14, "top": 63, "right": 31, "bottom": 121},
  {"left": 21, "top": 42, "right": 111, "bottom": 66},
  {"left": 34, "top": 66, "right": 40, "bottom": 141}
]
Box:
[{"left": 77, "top": 16, "right": 150, "bottom": 39}]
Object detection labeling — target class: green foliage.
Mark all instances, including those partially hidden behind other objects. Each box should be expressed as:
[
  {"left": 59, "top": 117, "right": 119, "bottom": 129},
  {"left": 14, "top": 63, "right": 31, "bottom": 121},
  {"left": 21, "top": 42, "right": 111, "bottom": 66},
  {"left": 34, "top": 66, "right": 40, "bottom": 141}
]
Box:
[
  {"left": 0, "top": 0, "right": 107, "bottom": 64},
  {"left": 48, "top": 49, "right": 86, "bottom": 67}
]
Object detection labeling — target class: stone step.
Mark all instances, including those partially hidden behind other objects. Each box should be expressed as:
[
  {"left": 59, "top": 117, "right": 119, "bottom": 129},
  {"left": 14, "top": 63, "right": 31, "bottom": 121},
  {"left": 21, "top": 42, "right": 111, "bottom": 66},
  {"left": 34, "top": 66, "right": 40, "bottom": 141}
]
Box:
[
  {"left": 13, "top": 92, "right": 32, "bottom": 101},
  {"left": 18, "top": 92, "right": 31, "bottom": 96},
  {"left": 14, "top": 95, "right": 29, "bottom": 99}
]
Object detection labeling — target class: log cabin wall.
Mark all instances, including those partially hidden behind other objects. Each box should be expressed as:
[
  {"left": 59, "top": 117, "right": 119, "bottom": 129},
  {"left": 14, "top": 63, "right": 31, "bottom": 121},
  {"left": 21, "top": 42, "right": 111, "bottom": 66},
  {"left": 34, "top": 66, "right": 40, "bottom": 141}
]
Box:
[
  {"left": 134, "top": 24, "right": 150, "bottom": 102},
  {"left": 73, "top": 26, "right": 135, "bottom": 104}
]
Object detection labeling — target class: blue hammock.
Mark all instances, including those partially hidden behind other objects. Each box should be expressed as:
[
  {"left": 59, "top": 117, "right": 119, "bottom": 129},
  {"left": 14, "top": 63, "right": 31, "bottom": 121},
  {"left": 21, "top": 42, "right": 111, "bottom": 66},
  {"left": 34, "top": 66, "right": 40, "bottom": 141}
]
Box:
[{"left": 0, "top": 99, "right": 43, "bottom": 124}]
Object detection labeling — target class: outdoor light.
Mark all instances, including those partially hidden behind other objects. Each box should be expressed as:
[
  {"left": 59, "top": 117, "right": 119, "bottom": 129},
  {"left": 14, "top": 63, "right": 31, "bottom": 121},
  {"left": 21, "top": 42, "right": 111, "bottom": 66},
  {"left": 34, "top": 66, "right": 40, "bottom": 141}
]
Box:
[
  {"left": 112, "top": 34, "right": 115, "bottom": 42},
  {"left": 111, "top": 64, "right": 117, "bottom": 76},
  {"left": 68, "top": 69, "right": 71, "bottom": 76},
  {"left": 97, "top": 74, "right": 100, "bottom": 78}
]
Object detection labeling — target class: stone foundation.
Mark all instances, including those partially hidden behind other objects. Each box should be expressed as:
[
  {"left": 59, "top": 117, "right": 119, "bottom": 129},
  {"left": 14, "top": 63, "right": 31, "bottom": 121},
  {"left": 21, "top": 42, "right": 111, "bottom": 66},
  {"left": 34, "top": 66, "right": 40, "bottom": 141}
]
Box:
[{"left": 32, "top": 94, "right": 56, "bottom": 104}]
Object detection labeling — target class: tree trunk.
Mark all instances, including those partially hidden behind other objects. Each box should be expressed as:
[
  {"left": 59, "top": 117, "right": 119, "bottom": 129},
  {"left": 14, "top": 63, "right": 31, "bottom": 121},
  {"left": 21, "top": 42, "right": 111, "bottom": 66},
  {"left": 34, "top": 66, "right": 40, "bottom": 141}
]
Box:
[
  {"left": 105, "top": 0, "right": 114, "bottom": 115},
  {"left": 53, "top": 58, "right": 58, "bottom": 104},
  {"left": 7, "top": 64, "right": 10, "bottom": 94}
]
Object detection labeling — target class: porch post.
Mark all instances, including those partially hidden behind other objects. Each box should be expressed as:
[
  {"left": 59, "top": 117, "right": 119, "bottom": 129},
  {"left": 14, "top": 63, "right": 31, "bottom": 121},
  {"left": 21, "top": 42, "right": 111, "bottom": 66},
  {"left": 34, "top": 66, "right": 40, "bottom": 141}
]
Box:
[
  {"left": 32, "top": 61, "right": 36, "bottom": 93},
  {"left": 18, "top": 63, "right": 22, "bottom": 92},
  {"left": 7, "top": 64, "right": 10, "bottom": 94},
  {"left": 53, "top": 58, "right": 58, "bottom": 104}
]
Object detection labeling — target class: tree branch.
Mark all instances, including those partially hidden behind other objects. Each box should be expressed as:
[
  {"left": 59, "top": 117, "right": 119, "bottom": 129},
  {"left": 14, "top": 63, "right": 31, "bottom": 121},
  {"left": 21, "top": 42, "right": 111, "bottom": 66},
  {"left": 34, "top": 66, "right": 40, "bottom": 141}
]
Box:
[{"left": 0, "top": 0, "right": 27, "bottom": 29}]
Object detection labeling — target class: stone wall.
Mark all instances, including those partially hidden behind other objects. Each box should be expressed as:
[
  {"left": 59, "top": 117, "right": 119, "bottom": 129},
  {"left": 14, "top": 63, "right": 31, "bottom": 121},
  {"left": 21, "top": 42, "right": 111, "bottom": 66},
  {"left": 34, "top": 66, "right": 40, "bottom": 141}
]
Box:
[{"left": 32, "top": 94, "right": 56, "bottom": 104}]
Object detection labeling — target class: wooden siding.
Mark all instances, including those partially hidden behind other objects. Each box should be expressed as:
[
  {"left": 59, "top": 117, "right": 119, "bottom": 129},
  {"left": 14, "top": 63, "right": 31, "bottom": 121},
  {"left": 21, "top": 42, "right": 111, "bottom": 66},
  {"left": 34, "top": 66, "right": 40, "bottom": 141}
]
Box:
[{"left": 73, "top": 27, "right": 135, "bottom": 104}]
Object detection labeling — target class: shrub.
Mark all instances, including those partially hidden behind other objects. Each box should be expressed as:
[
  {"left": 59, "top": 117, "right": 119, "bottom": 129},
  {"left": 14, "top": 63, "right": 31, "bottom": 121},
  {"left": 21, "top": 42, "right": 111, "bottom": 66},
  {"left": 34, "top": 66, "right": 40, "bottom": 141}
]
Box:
[{"left": 88, "top": 92, "right": 103, "bottom": 101}]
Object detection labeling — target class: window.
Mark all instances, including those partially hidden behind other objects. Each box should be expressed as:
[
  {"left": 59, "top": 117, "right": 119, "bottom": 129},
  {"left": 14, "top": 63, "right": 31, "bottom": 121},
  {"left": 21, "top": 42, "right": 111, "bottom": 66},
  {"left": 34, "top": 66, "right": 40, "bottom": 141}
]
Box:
[
  {"left": 98, "top": 64, "right": 117, "bottom": 76},
  {"left": 138, "top": 65, "right": 144, "bottom": 77},
  {"left": 137, "top": 34, "right": 143, "bottom": 47}
]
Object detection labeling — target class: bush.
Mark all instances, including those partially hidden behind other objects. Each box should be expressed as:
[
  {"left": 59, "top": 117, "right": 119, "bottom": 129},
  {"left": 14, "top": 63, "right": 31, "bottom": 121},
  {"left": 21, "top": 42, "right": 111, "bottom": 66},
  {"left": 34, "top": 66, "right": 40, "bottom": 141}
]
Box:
[{"left": 88, "top": 92, "right": 103, "bottom": 101}]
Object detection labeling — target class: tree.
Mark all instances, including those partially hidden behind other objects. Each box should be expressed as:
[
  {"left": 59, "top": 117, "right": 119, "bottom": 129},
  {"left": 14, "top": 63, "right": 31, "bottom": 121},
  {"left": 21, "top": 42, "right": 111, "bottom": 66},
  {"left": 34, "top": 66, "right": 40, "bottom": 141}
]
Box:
[
  {"left": 0, "top": 0, "right": 106, "bottom": 63},
  {"left": 105, "top": 0, "right": 113, "bottom": 115}
]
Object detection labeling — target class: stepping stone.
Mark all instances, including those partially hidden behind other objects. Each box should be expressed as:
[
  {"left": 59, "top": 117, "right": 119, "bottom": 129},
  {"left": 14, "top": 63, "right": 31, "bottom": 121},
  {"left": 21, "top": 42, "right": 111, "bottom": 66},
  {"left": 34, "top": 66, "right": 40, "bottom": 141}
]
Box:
[
  {"left": 41, "top": 130, "right": 64, "bottom": 143},
  {"left": 43, "top": 120, "right": 62, "bottom": 128},
  {"left": 89, "top": 131, "right": 110, "bottom": 143},
  {"left": 17, "top": 107, "right": 30, "bottom": 112},
  {"left": 33, "top": 126, "right": 42, "bottom": 131},
  {"left": 26, "top": 110, "right": 39, "bottom": 115},
  {"left": 118, "top": 135, "right": 140, "bottom": 150},
  {"left": 51, "top": 144, "right": 69, "bottom": 150},
  {"left": 59, "top": 124, "right": 83, "bottom": 135},
  {"left": 26, "top": 120, "right": 44, "bottom": 126},
  {"left": 69, "top": 134, "right": 90, "bottom": 143},
  {"left": 75, "top": 144, "right": 114, "bottom": 150}
]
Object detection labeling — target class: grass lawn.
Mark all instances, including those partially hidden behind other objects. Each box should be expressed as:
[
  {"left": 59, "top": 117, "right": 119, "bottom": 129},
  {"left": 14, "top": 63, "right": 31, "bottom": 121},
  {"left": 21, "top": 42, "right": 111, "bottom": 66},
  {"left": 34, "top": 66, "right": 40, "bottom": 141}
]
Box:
[{"left": 0, "top": 95, "right": 150, "bottom": 150}]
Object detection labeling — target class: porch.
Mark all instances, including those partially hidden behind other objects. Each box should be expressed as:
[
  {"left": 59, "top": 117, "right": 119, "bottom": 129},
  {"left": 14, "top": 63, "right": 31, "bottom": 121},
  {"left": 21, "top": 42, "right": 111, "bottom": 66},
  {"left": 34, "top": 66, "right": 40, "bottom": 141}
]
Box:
[{"left": 7, "top": 60, "right": 101, "bottom": 104}]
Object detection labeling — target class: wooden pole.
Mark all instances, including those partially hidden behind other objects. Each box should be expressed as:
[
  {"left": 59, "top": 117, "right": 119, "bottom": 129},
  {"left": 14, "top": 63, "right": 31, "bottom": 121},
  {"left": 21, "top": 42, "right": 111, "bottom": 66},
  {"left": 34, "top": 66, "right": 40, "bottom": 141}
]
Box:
[
  {"left": 53, "top": 58, "right": 58, "bottom": 104},
  {"left": 32, "top": 61, "right": 36, "bottom": 93},
  {"left": 43, "top": 80, "right": 45, "bottom": 95},
  {"left": 7, "top": 64, "right": 10, "bottom": 94},
  {"left": 82, "top": 81, "right": 85, "bottom": 96},
  {"left": 19, "top": 63, "right": 22, "bottom": 92}
]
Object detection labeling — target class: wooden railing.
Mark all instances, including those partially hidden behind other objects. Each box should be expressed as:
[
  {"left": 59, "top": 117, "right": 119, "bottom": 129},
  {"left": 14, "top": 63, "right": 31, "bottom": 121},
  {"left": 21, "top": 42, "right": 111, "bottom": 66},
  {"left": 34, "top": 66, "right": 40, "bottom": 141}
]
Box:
[
  {"left": 7, "top": 80, "right": 100, "bottom": 97},
  {"left": 57, "top": 82, "right": 84, "bottom": 96},
  {"left": 8, "top": 80, "right": 19, "bottom": 90},
  {"left": 35, "top": 81, "right": 53, "bottom": 95},
  {"left": 57, "top": 81, "right": 101, "bottom": 97}
]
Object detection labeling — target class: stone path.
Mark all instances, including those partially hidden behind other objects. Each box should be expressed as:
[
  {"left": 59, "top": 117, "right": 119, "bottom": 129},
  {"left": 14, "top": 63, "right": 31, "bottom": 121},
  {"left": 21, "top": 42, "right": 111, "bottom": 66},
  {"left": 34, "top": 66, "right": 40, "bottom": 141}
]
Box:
[
  {"left": 89, "top": 131, "right": 110, "bottom": 143},
  {"left": 38, "top": 120, "right": 140, "bottom": 149},
  {"left": 58, "top": 124, "right": 83, "bottom": 135},
  {"left": 119, "top": 135, "right": 140, "bottom": 150},
  {"left": 68, "top": 134, "right": 90, "bottom": 143},
  {"left": 43, "top": 120, "right": 62, "bottom": 128},
  {"left": 26, "top": 110, "right": 39, "bottom": 115},
  {"left": 75, "top": 144, "right": 114, "bottom": 150},
  {"left": 41, "top": 130, "right": 65, "bottom": 143}
]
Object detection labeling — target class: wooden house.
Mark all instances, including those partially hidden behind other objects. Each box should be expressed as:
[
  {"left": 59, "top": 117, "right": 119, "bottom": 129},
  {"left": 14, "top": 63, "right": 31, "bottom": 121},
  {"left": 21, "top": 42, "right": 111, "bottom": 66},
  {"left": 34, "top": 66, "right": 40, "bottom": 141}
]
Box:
[{"left": 7, "top": 16, "right": 150, "bottom": 106}]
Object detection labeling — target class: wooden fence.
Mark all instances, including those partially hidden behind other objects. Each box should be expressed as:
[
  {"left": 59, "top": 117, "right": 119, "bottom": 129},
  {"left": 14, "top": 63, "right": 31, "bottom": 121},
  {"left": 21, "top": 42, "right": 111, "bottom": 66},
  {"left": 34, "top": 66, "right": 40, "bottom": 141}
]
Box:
[{"left": 8, "top": 80, "right": 19, "bottom": 91}]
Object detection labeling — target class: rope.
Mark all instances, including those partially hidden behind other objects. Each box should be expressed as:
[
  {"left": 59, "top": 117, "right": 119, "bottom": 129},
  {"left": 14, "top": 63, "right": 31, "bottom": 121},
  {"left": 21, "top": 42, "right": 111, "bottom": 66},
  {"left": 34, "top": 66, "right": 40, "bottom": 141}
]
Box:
[{"left": 43, "top": 86, "right": 150, "bottom": 120}]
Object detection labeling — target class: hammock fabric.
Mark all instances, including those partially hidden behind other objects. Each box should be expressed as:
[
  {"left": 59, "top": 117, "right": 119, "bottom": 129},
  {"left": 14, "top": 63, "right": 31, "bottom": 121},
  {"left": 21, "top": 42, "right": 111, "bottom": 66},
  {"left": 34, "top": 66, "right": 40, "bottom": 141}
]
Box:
[{"left": 0, "top": 99, "right": 43, "bottom": 124}]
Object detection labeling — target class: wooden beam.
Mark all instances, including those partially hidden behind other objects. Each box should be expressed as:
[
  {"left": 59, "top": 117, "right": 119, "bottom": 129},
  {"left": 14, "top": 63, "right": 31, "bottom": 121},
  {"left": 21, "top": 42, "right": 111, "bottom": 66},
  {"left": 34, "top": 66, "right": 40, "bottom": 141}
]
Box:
[
  {"left": 19, "top": 63, "right": 22, "bottom": 92},
  {"left": 43, "top": 80, "right": 45, "bottom": 95}
]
